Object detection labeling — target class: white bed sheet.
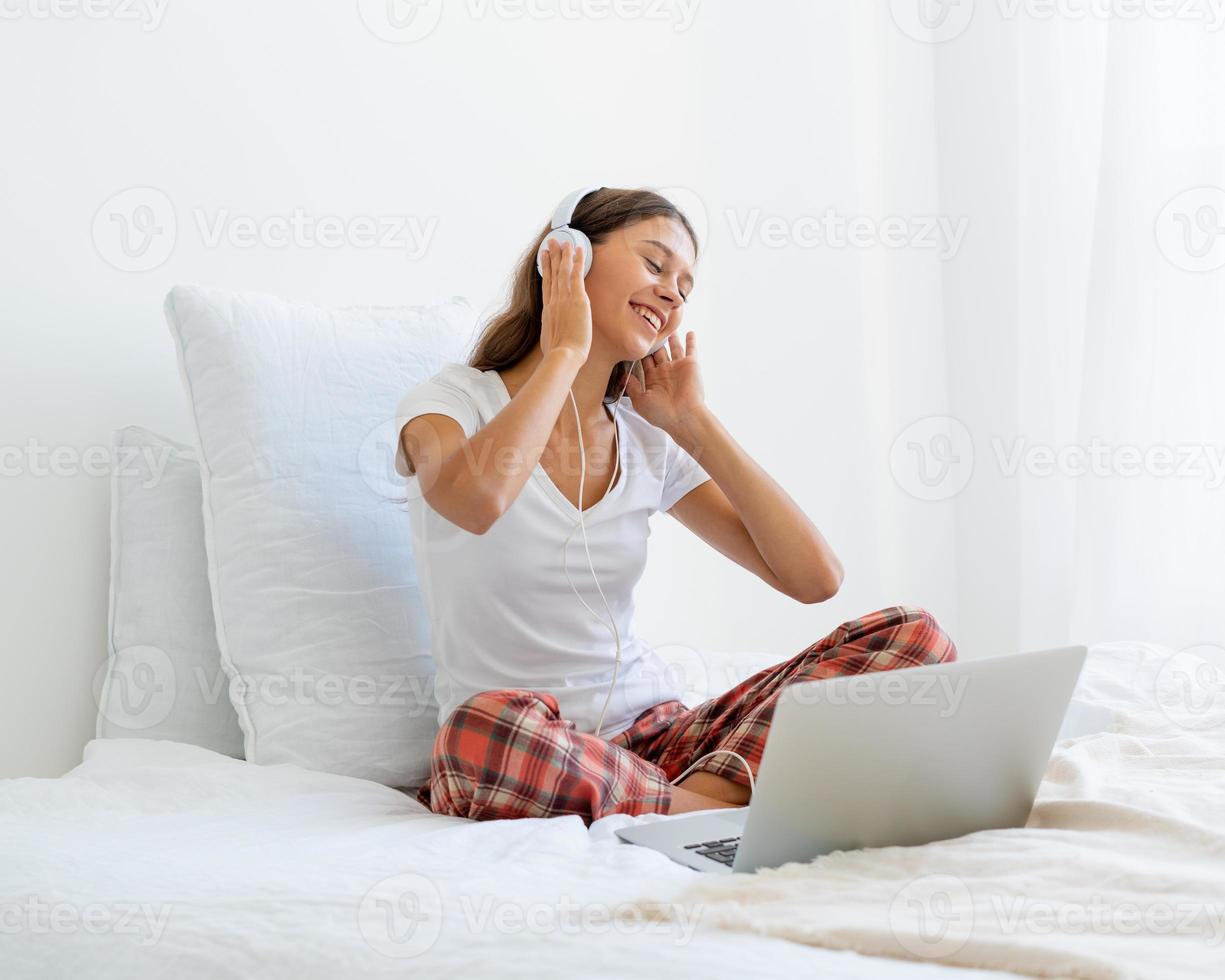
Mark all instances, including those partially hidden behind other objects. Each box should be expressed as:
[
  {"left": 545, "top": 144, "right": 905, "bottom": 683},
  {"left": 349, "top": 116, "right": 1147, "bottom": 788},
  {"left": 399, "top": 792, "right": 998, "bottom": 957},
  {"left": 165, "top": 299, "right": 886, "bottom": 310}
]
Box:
[
  {"left": 3, "top": 642, "right": 1149, "bottom": 980},
  {"left": 1, "top": 739, "right": 1019, "bottom": 980}
]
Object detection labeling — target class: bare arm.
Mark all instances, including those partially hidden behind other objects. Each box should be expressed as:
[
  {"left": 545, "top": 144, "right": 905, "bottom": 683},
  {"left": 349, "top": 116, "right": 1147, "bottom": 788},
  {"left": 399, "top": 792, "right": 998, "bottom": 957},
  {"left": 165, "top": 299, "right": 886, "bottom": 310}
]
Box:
[
  {"left": 400, "top": 238, "right": 593, "bottom": 534},
  {"left": 400, "top": 347, "right": 585, "bottom": 533}
]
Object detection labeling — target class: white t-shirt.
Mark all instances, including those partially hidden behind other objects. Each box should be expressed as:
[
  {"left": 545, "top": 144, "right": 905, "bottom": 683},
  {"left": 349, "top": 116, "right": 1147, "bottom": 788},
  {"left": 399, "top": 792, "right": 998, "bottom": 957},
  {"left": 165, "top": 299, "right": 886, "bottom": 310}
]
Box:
[{"left": 393, "top": 362, "right": 713, "bottom": 739}]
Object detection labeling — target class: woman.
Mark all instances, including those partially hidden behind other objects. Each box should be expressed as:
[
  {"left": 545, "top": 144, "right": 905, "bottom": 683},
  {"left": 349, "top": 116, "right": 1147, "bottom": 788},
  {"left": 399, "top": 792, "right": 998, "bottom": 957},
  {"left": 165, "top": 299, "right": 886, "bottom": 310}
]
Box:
[{"left": 395, "top": 187, "right": 957, "bottom": 824}]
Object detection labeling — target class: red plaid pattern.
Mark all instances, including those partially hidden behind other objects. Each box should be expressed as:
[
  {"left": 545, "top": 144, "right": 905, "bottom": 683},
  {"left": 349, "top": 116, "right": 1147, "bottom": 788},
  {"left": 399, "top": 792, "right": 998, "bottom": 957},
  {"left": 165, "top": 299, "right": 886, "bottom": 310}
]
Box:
[{"left": 415, "top": 605, "right": 957, "bottom": 824}]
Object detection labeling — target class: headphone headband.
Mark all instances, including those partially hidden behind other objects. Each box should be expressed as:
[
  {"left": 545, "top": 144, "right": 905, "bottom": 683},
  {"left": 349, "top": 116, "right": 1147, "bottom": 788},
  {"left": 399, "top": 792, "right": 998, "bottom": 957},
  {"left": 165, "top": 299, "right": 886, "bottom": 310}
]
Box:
[
  {"left": 538, "top": 185, "right": 602, "bottom": 279},
  {"left": 550, "top": 185, "right": 603, "bottom": 230}
]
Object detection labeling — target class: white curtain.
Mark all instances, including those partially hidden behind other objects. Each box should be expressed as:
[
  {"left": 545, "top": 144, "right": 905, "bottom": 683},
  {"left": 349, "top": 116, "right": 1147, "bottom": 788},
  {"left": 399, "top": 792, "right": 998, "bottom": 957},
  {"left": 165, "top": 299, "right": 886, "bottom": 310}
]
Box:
[{"left": 844, "top": 4, "right": 1225, "bottom": 657}]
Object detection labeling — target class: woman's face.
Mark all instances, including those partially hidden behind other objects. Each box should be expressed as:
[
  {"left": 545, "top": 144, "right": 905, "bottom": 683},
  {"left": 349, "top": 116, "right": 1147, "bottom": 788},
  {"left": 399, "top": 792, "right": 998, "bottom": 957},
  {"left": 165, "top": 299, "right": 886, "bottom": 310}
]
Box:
[{"left": 584, "top": 215, "right": 696, "bottom": 361}]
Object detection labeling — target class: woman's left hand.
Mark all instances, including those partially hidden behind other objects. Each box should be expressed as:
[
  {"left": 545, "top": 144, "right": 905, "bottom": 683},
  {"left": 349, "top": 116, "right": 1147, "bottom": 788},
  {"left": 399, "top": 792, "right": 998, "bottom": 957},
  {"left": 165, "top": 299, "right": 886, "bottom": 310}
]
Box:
[{"left": 624, "top": 330, "right": 705, "bottom": 433}]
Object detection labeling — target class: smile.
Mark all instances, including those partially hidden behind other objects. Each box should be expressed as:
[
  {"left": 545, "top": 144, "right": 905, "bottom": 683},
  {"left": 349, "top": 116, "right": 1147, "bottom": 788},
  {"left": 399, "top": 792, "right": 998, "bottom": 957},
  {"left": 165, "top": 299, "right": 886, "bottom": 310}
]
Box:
[{"left": 630, "top": 302, "right": 663, "bottom": 332}]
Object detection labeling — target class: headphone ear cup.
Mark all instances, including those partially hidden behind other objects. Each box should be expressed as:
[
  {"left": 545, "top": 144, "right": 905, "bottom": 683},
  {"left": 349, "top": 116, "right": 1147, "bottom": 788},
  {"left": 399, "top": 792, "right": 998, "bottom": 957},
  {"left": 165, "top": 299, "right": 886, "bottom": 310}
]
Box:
[
  {"left": 569, "top": 228, "right": 593, "bottom": 276},
  {"left": 536, "top": 227, "right": 594, "bottom": 277}
]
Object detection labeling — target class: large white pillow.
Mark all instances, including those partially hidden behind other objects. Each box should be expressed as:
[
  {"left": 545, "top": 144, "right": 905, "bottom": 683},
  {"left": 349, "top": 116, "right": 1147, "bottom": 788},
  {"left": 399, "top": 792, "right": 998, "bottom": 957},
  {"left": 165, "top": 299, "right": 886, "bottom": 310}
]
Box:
[
  {"left": 96, "top": 425, "right": 244, "bottom": 757},
  {"left": 164, "top": 284, "right": 477, "bottom": 786}
]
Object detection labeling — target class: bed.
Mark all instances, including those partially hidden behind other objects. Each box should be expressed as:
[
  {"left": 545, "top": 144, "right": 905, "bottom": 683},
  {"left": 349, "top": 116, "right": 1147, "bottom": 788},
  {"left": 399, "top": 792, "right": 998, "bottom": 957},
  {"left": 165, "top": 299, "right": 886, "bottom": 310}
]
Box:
[
  {"left": 5, "top": 641, "right": 1219, "bottom": 980},
  {"left": 13, "top": 288, "right": 1217, "bottom": 978}
]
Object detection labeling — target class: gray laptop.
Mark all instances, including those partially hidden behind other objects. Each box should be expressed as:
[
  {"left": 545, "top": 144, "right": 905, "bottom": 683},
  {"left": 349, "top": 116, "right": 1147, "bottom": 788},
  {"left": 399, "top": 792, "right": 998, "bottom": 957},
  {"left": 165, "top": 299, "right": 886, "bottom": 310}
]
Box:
[{"left": 616, "top": 644, "right": 1087, "bottom": 874}]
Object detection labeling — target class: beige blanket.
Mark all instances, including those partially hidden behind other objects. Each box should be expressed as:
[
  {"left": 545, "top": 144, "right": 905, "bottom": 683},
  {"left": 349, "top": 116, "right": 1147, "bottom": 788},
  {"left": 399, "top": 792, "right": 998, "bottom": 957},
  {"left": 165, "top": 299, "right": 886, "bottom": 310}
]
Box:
[{"left": 625, "top": 643, "right": 1225, "bottom": 979}]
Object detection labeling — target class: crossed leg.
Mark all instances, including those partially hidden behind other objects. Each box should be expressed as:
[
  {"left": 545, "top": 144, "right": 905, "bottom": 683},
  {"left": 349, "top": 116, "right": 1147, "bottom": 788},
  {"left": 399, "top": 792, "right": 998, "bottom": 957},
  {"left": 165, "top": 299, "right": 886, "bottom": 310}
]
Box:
[{"left": 417, "top": 605, "right": 957, "bottom": 824}]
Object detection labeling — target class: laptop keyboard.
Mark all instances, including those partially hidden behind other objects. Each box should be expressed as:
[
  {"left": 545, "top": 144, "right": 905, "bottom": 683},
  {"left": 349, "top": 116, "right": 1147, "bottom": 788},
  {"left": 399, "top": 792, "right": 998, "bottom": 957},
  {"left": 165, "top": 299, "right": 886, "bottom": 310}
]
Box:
[{"left": 683, "top": 836, "right": 741, "bottom": 866}]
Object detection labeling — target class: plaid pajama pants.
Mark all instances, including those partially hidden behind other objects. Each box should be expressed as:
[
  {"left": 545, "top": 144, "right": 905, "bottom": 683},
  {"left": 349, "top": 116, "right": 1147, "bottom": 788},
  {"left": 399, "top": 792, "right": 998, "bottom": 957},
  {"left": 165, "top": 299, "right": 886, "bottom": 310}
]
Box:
[{"left": 414, "top": 604, "right": 957, "bottom": 825}]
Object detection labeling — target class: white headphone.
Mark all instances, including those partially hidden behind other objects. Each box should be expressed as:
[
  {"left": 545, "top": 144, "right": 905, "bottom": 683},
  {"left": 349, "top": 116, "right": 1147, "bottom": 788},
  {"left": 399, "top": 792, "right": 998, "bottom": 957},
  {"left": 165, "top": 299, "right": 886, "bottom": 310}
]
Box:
[{"left": 537, "top": 184, "right": 600, "bottom": 278}]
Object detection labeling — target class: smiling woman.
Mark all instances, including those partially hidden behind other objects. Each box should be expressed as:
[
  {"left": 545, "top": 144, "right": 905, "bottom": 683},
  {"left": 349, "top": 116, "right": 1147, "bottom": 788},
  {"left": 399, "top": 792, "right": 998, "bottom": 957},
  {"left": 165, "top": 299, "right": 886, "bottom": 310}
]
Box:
[
  {"left": 393, "top": 188, "right": 711, "bottom": 738},
  {"left": 394, "top": 185, "right": 871, "bottom": 827}
]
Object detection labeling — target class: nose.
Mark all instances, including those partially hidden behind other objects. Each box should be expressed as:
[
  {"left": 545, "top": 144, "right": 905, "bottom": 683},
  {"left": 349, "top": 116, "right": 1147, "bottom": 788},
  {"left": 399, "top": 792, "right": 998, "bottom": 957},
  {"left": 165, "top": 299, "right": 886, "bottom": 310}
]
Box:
[{"left": 654, "top": 282, "right": 682, "bottom": 309}]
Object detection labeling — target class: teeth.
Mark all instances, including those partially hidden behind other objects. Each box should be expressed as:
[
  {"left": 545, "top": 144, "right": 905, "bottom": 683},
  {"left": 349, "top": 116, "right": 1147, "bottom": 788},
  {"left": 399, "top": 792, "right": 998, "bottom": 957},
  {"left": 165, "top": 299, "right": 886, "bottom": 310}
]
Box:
[{"left": 631, "top": 304, "right": 662, "bottom": 331}]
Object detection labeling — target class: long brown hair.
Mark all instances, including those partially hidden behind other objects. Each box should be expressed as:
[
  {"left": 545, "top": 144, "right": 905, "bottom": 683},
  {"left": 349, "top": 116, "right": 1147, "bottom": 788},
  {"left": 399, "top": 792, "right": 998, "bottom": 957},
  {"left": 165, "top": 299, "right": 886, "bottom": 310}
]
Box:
[{"left": 470, "top": 187, "right": 699, "bottom": 403}]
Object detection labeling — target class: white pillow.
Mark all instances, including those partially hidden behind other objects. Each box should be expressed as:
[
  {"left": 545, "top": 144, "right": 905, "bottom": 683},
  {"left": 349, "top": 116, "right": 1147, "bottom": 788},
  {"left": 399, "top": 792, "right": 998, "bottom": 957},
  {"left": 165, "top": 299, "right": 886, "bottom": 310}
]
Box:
[
  {"left": 96, "top": 425, "right": 244, "bottom": 757},
  {"left": 164, "top": 284, "right": 477, "bottom": 786}
]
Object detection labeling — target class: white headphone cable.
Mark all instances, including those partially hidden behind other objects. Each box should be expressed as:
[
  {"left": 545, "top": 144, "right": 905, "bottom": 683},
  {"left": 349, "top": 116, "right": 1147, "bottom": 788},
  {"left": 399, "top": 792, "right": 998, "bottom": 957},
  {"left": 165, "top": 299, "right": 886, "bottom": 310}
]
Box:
[
  {"left": 668, "top": 749, "right": 757, "bottom": 797},
  {"left": 561, "top": 369, "right": 633, "bottom": 738},
  {"left": 557, "top": 364, "right": 756, "bottom": 796}
]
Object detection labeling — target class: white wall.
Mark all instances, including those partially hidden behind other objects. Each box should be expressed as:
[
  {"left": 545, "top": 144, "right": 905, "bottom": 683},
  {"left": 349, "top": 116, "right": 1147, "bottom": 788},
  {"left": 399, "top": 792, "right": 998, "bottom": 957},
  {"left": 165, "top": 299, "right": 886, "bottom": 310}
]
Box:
[{"left": 0, "top": 0, "right": 955, "bottom": 778}]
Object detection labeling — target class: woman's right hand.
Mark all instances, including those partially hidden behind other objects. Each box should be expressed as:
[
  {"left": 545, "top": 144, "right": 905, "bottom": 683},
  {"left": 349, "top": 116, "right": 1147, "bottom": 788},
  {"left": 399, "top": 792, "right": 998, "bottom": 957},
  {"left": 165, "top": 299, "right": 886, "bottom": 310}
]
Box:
[{"left": 539, "top": 239, "right": 592, "bottom": 362}]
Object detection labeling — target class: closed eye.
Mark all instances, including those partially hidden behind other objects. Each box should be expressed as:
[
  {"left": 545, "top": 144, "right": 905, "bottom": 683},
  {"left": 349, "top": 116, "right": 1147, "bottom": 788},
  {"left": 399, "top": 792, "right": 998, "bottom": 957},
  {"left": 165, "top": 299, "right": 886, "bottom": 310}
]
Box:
[{"left": 645, "top": 258, "right": 689, "bottom": 302}]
